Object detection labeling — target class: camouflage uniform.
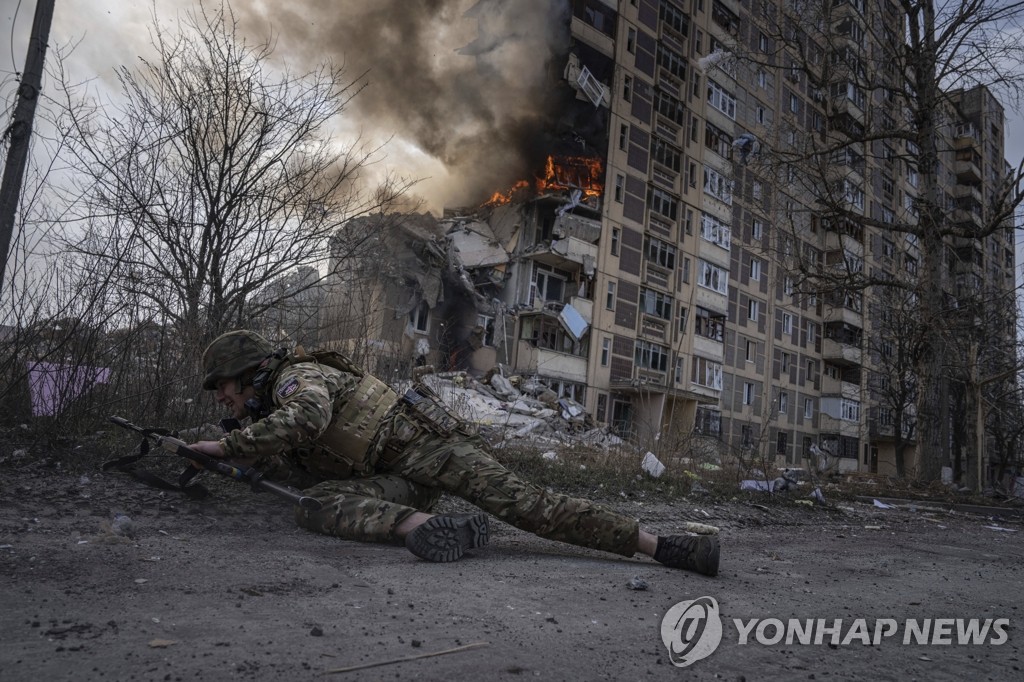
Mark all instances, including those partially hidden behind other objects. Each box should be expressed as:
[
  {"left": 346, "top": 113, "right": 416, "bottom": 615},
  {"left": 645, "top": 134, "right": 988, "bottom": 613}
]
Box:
[{"left": 219, "top": 362, "right": 640, "bottom": 557}]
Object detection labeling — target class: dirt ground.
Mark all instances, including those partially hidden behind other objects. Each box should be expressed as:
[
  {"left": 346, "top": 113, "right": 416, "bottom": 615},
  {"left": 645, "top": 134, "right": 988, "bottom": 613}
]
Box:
[{"left": 1, "top": 460, "right": 1022, "bottom": 682}]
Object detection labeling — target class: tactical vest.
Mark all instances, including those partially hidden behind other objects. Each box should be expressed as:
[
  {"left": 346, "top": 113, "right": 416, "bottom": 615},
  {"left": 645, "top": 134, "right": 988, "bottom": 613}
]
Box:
[{"left": 253, "top": 346, "right": 399, "bottom": 477}]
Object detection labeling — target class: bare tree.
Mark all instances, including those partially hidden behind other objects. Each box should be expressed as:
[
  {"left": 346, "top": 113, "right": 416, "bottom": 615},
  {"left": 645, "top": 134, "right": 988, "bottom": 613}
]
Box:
[
  {"left": 53, "top": 3, "right": 413, "bottom": 357},
  {"left": 718, "top": 0, "right": 1024, "bottom": 483}
]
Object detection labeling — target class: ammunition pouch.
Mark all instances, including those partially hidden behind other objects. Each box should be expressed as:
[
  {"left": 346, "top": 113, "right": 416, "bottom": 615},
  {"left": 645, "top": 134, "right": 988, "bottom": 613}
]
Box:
[{"left": 311, "top": 374, "right": 398, "bottom": 476}]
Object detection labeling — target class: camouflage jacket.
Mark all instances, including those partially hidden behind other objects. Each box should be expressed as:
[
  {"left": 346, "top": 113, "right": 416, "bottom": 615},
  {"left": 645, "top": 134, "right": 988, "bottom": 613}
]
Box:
[{"left": 219, "top": 362, "right": 377, "bottom": 480}]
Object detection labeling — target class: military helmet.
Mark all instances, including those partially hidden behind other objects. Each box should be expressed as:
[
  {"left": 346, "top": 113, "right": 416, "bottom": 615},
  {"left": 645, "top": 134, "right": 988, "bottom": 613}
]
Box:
[{"left": 202, "top": 330, "right": 274, "bottom": 390}]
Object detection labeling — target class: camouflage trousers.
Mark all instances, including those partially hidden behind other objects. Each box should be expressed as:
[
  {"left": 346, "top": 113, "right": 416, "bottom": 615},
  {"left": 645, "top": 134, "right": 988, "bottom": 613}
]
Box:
[{"left": 294, "top": 431, "right": 640, "bottom": 557}]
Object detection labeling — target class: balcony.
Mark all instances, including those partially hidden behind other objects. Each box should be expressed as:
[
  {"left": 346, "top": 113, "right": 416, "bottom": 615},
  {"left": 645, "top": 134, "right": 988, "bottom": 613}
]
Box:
[
  {"left": 955, "top": 158, "right": 981, "bottom": 184},
  {"left": 819, "top": 414, "right": 861, "bottom": 438},
  {"left": 822, "top": 338, "right": 862, "bottom": 367},
  {"left": 526, "top": 235, "right": 598, "bottom": 274},
  {"left": 516, "top": 343, "right": 588, "bottom": 382}
]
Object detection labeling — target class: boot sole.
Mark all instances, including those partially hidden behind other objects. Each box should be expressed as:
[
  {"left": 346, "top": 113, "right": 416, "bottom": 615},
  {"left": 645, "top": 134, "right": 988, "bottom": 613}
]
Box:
[
  {"left": 405, "top": 513, "right": 490, "bottom": 563},
  {"left": 657, "top": 534, "right": 720, "bottom": 576}
]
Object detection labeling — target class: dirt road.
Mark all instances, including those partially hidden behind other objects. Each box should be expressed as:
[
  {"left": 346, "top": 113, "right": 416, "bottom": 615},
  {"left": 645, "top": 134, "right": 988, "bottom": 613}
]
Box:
[{"left": 1, "top": 467, "right": 1021, "bottom": 681}]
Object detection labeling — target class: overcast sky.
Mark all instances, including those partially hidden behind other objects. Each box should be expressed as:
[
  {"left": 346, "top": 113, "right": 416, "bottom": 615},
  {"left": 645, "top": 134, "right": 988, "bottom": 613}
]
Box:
[
  {"left": 1, "top": 0, "right": 576, "bottom": 214},
  {"left": 3, "top": 0, "right": 1024, "bottom": 211}
]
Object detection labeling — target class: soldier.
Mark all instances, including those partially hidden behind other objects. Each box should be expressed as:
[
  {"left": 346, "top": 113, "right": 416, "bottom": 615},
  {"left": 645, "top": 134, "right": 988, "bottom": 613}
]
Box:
[{"left": 188, "top": 330, "right": 720, "bottom": 576}]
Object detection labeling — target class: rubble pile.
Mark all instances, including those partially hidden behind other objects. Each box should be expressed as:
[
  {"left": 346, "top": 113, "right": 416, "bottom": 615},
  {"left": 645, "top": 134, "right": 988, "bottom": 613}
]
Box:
[{"left": 408, "top": 370, "right": 624, "bottom": 450}]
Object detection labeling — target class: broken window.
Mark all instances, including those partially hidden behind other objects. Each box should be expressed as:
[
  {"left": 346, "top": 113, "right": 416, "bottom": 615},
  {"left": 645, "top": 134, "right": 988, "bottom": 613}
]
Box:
[
  {"left": 640, "top": 287, "right": 673, "bottom": 320},
  {"left": 409, "top": 300, "right": 429, "bottom": 333},
  {"left": 634, "top": 340, "right": 669, "bottom": 372},
  {"left": 531, "top": 265, "right": 568, "bottom": 306},
  {"left": 695, "top": 306, "right": 725, "bottom": 341},
  {"left": 646, "top": 237, "right": 677, "bottom": 270},
  {"left": 476, "top": 315, "right": 495, "bottom": 347},
  {"left": 521, "top": 315, "right": 586, "bottom": 357}
]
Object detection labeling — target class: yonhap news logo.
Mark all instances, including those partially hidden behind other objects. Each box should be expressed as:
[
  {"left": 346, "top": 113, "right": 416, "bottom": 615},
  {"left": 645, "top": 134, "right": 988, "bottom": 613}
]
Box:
[
  {"left": 661, "top": 597, "right": 1009, "bottom": 668},
  {"left": 659, "top": 596, "right": 724, "bottom": 667}
]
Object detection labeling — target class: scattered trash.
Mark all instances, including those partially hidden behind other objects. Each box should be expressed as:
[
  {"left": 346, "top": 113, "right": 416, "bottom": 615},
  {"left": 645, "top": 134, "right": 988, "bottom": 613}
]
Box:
[
  {"left": 641, "top": 452, "right": 665, "bottom": 478},
  {"left": 795, "top": 499, "right": 813, "bottom": 506},
  {"left": 809, "top": 488, "right": 827, "bottom": 505},
  {"left": 872, "top": 500, "right": 895, "bottom": 509},
  {"left": 984, "top": 526, "right": 1018, "bottom": 532},
  {"left": 864, "top": 525, "right": 883, "bottom": 530},
  {"left": 134, "top": 578, "right": 149, "bottom": 584},
  {"left": 310, "top": 627, "right": 324, "bottom": 637},
  {"left": 541, "top": 451, "right": 558, "bottom": 461},
  {"left": 0, "top": 544, "right": 12, "bottom": 549},
  {"left": 626, "top": 577, "right": 649, "bottom": 591},
  {"left": 78, "top": 475, "right": 90, "bottom": 486},
  {"left": 77, "top": 540, "right": 89, "bottom": 545},
  {"left": 148, "top": 639, "right": 177, "bottom": 648}
]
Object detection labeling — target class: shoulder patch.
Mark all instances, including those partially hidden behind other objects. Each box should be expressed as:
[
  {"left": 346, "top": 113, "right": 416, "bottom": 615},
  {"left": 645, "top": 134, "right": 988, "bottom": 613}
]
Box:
[{"left": 276, "top": 377, "right": 301, "bottom": 398}]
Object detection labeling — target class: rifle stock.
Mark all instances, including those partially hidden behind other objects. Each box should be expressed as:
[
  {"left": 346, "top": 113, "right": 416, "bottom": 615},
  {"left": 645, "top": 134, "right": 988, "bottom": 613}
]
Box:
[{"left": 108, "top": 416, "right": 322, "bottom": 511}]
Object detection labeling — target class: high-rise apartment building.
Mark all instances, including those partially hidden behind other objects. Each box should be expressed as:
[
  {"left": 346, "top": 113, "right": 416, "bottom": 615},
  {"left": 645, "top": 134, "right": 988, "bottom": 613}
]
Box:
[
  {"left": 560, "top": 0, "right": 1015, "bottom": 480},
  {"left": 327, "top": 0, "right": 1016, "bottom": 485}
]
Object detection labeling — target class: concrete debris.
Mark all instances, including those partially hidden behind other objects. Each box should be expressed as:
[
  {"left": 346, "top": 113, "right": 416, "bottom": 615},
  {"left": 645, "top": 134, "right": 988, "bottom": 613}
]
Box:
[
  {"left": 872, "top": 499, "right": 896, "bottom": 509},
  {"left": 641, "top": 452, "right": 666, "bottom": 478},
  {"left": 541, "top": 451, "right": 558, "bottom": 461},
  {"left": 409, "top": 373, "right": 620, "bottom": 449},
  {"left": 626, "top": 577, "right": 649, "bottom": 591}
]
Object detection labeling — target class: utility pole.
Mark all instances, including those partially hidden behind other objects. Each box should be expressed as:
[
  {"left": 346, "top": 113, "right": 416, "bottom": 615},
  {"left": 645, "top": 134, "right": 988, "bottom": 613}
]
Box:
[{"left": 0, "top": 0, "right": 56, "bottom": 297}]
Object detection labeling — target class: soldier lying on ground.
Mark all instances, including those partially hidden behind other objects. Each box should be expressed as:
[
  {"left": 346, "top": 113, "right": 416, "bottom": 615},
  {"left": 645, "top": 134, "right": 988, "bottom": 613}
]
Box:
[{"left": 186, "top": 330, "right": 720, "bottom": 576}]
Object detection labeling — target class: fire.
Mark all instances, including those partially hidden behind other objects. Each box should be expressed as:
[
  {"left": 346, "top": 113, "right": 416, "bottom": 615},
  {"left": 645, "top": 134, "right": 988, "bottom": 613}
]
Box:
[
  {"left": 484, "top": 155, "right": 604, "bottom": 207},
  {"left": 536, "top": 154, "right": 604, "bottom": 199}
]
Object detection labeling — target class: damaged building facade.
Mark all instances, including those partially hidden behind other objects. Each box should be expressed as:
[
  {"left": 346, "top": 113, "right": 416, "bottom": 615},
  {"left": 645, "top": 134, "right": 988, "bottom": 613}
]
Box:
[{"left": 322, "top": 0, "right": 1017, "bottom": 483}]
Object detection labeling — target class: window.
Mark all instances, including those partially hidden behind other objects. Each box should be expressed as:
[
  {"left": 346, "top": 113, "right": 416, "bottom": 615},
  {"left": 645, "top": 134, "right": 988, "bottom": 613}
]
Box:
[
  {"left": 700, "top": 213, "right": 731, "bottom": 249},
  {"left": 758, "top": 31, "right": 769, "bottom": 52},
  {"left": 781, "top": 352, "right": 790, "bottom": 372},
  {"left": 678, "top": 305, "right": 689, "bottom": 333},
  {"left": 757, "top": 70, "right": 768, "bottom": 89},
  {"left": 806, "top": 321, "right": 817, "bottom": 344},
  {"left": 611, "top": 227, "right": 620, "bottom": 256},
  {"left": 627, "top": 27, "right": 637, "bottom": 53},
  {"left": 477, "top": 315, "right": 496, "bottom": 346},
  {"left": 707, "top": 80, "right": 737, "bottom": 118},
  {"left": 681, "top": 257, "right": 691, "bottom": 284},
  {"left": 648, "top": 186, "right": 679, "bottom": 220},
  {"left": 652, "top": 137, "right": 682, "bottom": 171},
  {"left": 606, "top": 281, "right": 616, "bottom": 310},
  {"left": 841, "top": 398, "right": 860, "bottom": 422},
  {"left": 640, "top": 287, "right": 673, "bottom": 320},
  {"left": 784, "top": 277, "right": 794, "bottom": 296},
  {"left": 745, "top": 339, "right": 755, "bottom": 362},
  {"left": 703, "top": 167, "right": 732, "bottom": 204},
  {"left": 777, "top": 431, "right": 788, "bottom": 455},
  {"left": 657, "top": 43, "right": 687, "bottom": 80},
  {"left": 779, "top": 391, "right": 788, "bottom": 413},
  {"left": 596, "top": 394, "right": 608, "bottom": 423},
  {"left": 655, "top": 88, "right": 686, "bottom": 124},
  {"left": 752, "top": 219, "right": 763, "bottom": 240},
  {"left": 741, "top": 425, "right": 753, "bottom": 448},
  {"left": 750, "top": 258, "right": 762, "bottom": 281},
  {"left": 614, "top": 174, "right": 625, "bottom": 203},
  {"left": 623, "top": 74, "right": 633, "bottom": 102},
  {"left": 635, "top": 340, "right": 669, "bottom": 372},
  {"left": 646, "top": 237, "right": 677, "bottom": 269},
  {"left": 699, "top": 260, "right": 729, "bottom": 295},
  {"left": 532, "top": 267, "right": 565, "bottom": 304},
  {"left": 743, "top": 382, "right": 755, "bottom": 405},
  {"left": 782, "top": 312, "right": 793, "bottom": 334},
  {"left": 619, "top": 124, "right": 629, "bottom": 150},
  {"left": 692, "top": 356, "right": 724, "bottom": 390},
  {"left": 804, "top": 398, "right": 814, "bottom": 419},
  {"left": 601, "top": 338, "right": 611, "bottom": 366},
  {"left": 410, "top": 300, "right": 429, "bottom": 332},
  {"left": 748, "top": 299, "right": 760, "bottom": 322},
  {"left": 753, "top": 180, "right": 763, "bottom": 200},
  {"left": 695, "top": 306, "right": 725, "bottom": 341},
  {"left": 705, "top": 121, "right": 733, "bottom": 158}
]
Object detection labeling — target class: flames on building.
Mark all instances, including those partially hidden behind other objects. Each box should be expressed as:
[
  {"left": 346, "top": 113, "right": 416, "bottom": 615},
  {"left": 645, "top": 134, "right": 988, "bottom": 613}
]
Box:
[{"left": 486, "top": 154, "right": 604, "bottom": 207}]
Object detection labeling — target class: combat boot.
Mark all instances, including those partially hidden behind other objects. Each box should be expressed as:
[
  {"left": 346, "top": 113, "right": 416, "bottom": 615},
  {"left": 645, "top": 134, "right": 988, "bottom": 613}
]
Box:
[
  {"left": 653, "top": 533, "right": 720, "bottom": 576},
  {"left": 405, "top": 512, "right": 490, "bottom": 562}
]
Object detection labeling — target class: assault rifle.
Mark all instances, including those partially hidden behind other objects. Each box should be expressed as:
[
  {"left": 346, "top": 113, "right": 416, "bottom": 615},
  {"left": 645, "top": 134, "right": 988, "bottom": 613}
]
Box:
[{"left": 105, "top": 416, "right": 322, "bottom": 511}]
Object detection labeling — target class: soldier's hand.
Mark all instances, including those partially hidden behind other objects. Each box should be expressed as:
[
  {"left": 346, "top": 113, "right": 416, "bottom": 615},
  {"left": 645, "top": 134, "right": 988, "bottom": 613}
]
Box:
[{"left": 188, "top": 440, "right": 226, "bottom": 467}]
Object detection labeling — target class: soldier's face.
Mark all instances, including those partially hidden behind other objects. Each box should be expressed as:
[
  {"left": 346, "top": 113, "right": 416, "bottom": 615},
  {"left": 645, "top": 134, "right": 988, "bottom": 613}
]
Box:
[{"left": 213, "top": 378, "right": 255, "bottom": 419}]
